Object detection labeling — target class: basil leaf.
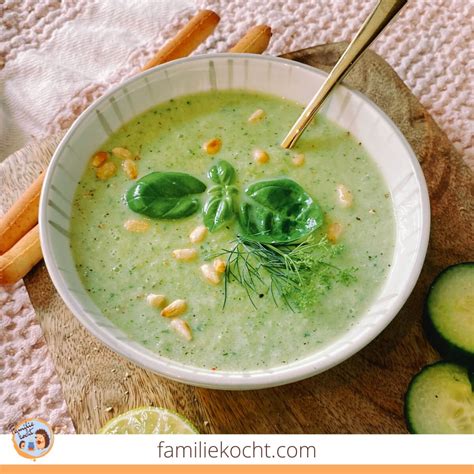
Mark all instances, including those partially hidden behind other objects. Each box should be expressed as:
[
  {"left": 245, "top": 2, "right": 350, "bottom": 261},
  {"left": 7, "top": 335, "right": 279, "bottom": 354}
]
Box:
[
  {"left": 208, "top": 160, "right": 236, "bottom": 185},
  {"left": 239, "top": 178, "right": 324, "bottom": 243},
  {"left": 203, "top": 185, "right": 238, "bottom": 232},
  {"left": 126, "top": 172, "right": 206, "bottom": 219},
  {"left": 203, "top": 193, "right": 235, "bottom": 232},
  {"left": 203, "top": 160, "right": 238, "bottom": 231}
]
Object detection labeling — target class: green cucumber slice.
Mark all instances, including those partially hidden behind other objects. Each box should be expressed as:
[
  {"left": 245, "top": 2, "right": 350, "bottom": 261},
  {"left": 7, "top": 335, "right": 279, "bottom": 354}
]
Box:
[
  {"left": 425, "top": 262, "right": 474, "bottom": 366},
  {"left": 404, "top": 361, "right": 474, "bottom": 434}
]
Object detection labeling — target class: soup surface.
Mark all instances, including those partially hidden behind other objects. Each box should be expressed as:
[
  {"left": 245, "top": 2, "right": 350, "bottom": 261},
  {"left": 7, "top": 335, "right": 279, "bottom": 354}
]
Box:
[{"left": 70, "top": 90, "right": 395, "bottom": 371}]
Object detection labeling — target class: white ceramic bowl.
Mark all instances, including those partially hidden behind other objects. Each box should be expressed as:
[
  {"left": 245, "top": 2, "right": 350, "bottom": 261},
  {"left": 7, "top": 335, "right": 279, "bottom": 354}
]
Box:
[{"left": 40, "top": 54, "right": 430, "bottom": 390}]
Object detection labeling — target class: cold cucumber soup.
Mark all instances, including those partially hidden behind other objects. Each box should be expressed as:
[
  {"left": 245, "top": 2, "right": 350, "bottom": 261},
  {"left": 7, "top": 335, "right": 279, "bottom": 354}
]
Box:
[{"left": 70, "top": 90, "right": 395, "bottom": 371}]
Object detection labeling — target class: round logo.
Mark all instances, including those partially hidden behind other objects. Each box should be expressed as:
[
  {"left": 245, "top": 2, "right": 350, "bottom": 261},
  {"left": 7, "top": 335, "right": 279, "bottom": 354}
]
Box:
[{"left": 12, "top": 418, "right": 54, "bottom": 459}]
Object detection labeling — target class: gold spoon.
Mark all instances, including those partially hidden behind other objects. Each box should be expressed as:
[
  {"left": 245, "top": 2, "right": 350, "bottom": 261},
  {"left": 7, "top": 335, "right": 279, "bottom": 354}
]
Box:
[{"left": 281, "top": 0, "right": 408, "bottom": 149}]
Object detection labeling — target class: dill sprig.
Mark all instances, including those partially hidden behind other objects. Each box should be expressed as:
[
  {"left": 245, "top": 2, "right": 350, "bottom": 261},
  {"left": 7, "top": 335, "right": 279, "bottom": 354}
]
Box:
[{"left": 208, "top": 235, "right": 357, "bottom": 311}]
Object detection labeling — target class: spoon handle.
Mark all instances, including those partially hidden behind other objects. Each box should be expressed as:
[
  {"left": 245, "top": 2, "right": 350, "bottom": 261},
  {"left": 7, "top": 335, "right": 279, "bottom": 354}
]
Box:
[{"left": 281, "top": 0, "right": 407, "bottom": 149}]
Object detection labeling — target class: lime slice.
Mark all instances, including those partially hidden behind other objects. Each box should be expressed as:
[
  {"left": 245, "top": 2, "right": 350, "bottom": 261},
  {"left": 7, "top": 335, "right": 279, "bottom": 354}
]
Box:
[{"left": 99, "top": 407, "right": 198, "bottom": 434}]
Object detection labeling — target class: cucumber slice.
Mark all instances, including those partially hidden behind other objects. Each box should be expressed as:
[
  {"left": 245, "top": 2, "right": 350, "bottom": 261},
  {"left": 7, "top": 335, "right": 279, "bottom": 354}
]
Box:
[
  {"left": 405, "top": 361, "right": 474, "bottom": 434},
  {"left": 425, "top": 262, "right": 474, "bottom": 366}
]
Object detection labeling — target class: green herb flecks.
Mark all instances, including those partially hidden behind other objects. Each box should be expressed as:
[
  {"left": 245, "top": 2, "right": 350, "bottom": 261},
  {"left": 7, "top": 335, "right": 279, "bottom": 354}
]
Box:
[{"left": 210, "top": 235, "right": 357, "bottom": 311}]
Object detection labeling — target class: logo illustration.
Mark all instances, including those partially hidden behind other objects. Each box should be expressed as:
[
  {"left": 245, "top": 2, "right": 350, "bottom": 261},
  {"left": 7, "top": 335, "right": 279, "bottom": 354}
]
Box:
[{"left": 12, "top": 418, "right": 54, "bottom": 459}]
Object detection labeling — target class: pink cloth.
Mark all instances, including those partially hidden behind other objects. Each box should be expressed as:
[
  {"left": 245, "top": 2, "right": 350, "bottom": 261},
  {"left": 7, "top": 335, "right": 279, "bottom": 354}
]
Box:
[
  {"left": 0, "top": 282, "right": 74, "bottom": 433},
  {"left": 1, "top": 0, "right": 472, "bottom": 434}
]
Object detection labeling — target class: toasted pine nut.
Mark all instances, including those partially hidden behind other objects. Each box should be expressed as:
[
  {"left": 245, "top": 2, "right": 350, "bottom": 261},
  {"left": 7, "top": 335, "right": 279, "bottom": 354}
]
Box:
[
  {"left": 253, "top": 149, "right": 269, "bottom": 165},
  {"left": 112, "top": 147, "right": 134, "bottom": 160},
  {"left": 292, "top": 153, "right": 305, "bottom": 167},
  {"left": 248, "top": 108, "right": 265, "bottom": 123},
  {"left": 200, "top": 263, "right": 222, "bottom": 285},
  {"left": 123, "top": 219, "right": 150, "bottom": 233},
  {"left": 91, "top": 151, "right": 108, "bottom": 168},
  {"left": 202, "top": 138, "right": 222, "bottom": 155},
  {"left": 369, "top": 208, "right": 376, "bottom": 214},
  {"left": 336, "top": 184, "right": 353, "bottom": 208},
  {"left": 146, "top": 294, "right": 166, "bottom": 308},
  {"left": 189, "top": 225, "right": 208, "bottom": 244},
  {"left": 327, "top": 222, "right": 343, "bottom": 243},
  {"left": 122, "top": 159, "right": 138, "bottom": 179},
  {"left": 161, "top": 299, "right": 187, "bottom": 318},
  {"left": 213, "top": 258, "right": 226, "bottom": 274},
  {"left": 172, "top": 248, "right": 197, "bottom": 261},
  {"left": 170, "top": 319, "right": 192, "bottom": 341},
  {"left": 96, "top": 161, "right": 117, "bottom": 180}
]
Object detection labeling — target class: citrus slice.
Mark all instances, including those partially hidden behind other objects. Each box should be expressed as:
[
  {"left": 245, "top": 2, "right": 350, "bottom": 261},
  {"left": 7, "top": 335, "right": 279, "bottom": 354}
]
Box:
[{"left": 99, "top": 407, "right": 198, "bottom": 434}]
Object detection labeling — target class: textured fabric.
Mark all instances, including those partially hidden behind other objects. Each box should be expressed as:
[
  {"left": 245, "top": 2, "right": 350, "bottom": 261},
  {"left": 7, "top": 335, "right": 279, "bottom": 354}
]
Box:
[
  {"left": 0, "top": 0, "right": 472, "bottom": 434},
  {"left": 0, "top": 281, "right": 74, "bottom": 434},
  {"left": 0, "top": 0, "right": 192, "bottom": 160}
]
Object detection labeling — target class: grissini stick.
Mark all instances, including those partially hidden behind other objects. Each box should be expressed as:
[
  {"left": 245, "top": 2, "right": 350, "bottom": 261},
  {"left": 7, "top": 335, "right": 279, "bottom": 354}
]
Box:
[
  {"left": 0, "top": 171, "right": 43, "bottom": 255},
  {"left": 0, "top": 225, "right": 42, "bottom": 285},
  {"left": 229, "top": 25, "right": 272, "bottom": 54},
  {"left": 142, "top": 10, "right": 220, "bottom": 70}
]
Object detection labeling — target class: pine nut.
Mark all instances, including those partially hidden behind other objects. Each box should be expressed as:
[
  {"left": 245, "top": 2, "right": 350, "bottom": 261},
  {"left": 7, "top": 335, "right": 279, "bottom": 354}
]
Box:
[
  {"left": 91, "top": 151, "right": 108, "bottom": 168},
  {"left": 253, "top": 149, "right": 269, "bottom": 165},
  {"left": 172, "top": 248, "right": 197, "bottom": 261},
  {"left": 161, "top": 299, "right": 187, "bottom": 318},
  {"left": 170, "top": 319, "right": 192, "bottom": 341},
  {"left": 189, "top": 225, "right": 207, "bottom": 243},
  {"left": 213, "top": 258, "right": 226, "bottom": 274},
  {"left": 112, "top": 147, "right": 134, "bottom": 160},
  {"left": 336, "top": 184, "right": 353, "bottom": 208},
  {"left": 200, "top": 263, "right": 222, "bottom": 285},
  {"left": 96, "top": 161, "right": 117, "bottom": 180},
  {"left": 202, "top": 138, "right": 222, "bottom": 155},
  {"left": 248, "top": 108, "right": 265, "bottom": 123},
  {"left": 327, "top": 222, "right": 343, "bottom": 243},
  {"left": 122, "top": 159, "right": 138, "bottom": 179},
  {"left": 146, "top": 294, "right": 166, "bottom": 308},
  {"left": 123, "top": 219, "right": 150, "bottom": 233},
  {"left": 292, "top": 153, "right": 305, "bottom": 167}
]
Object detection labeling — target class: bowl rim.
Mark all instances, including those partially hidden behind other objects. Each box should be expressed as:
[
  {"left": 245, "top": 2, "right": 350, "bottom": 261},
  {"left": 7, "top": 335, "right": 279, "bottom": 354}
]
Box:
[{"left": 39, "top": 53, "right": 430, "bottom": 390}]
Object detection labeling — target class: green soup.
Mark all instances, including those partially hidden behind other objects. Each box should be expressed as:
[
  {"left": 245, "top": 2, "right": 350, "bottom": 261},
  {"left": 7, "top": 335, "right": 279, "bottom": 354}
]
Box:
[{"left": 70, "top": 90, "right": 394, "bottom": 371}]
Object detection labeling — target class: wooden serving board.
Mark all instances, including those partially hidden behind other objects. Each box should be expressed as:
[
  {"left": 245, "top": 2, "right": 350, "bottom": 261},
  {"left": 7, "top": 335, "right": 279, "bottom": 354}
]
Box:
[{"left": 24, "top": 43, "right": 473, "bottom": 434}]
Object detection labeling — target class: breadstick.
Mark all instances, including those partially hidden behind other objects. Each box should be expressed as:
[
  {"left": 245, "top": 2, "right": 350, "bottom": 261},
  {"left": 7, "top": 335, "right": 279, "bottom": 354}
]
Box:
[
  {"left": 142, "top": 10, "right": 220, "bottom": 70},
  {"left": 229, "top": 25, "right": 272, "bottom": 54},
  {"left": 0, "top": 171, "right": 44, "bottom": 254},
  {"left": 0, "top": 225, "right": 42, "bottom": 285}
]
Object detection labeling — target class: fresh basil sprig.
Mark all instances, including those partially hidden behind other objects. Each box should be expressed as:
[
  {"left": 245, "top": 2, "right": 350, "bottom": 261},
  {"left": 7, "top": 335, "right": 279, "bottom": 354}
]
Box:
[
  {"left": 126, "top": 172, "right": 206, "bottom": 219},
  {"left": 239, "top": 178, "right": 324, "bottom": 244},
  {"left": 208, "top": 159, "right": 235, "bottom": 185},
  {"left": 203, "top": 160, "right": 239, "bottom": 232}
]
